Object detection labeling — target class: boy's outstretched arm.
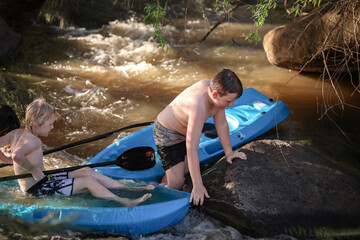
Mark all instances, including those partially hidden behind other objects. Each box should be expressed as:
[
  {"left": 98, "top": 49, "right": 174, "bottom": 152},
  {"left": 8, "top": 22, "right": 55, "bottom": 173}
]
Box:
[
  {"left": 187, "top": 109, "right": 210, "bottom": 206},
  {"left": 214, "top": 110, "right": 247, "bottom": 164}
]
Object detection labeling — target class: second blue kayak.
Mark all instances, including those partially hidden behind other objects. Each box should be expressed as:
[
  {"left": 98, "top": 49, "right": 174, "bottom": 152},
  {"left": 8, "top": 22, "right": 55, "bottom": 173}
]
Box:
[{"left": 88, "top": 88, "right": 290, "bottom": 182}]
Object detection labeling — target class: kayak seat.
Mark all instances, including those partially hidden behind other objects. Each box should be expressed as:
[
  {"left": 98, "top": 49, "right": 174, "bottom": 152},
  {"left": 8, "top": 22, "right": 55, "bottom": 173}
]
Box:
[
  {"left": 118, "top": 147, "right": 156, "bottom": 171},
  {"left": 202, "top": 123, "right": 218, "bottom": 139}
]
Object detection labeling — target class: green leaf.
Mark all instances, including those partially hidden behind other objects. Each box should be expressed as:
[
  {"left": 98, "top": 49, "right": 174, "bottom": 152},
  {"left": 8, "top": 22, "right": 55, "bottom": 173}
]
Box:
[{"left": 144, "top": 1, "right": 169, "bottom": 51}]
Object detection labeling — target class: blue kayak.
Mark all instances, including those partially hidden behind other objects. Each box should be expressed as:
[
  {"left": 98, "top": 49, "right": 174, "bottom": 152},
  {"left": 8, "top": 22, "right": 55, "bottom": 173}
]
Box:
[
  {"left": 89, "top": 88, "right": 290, "bottom": 182},
  {"left": 0, "top": 181, "right": 190, "bottom": 235}
]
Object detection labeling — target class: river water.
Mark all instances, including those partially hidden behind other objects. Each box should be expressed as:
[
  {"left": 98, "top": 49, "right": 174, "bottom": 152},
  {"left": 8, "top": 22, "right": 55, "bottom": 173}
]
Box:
[{"left": 1, "top": 11, "right": 360, "bottom": 240}]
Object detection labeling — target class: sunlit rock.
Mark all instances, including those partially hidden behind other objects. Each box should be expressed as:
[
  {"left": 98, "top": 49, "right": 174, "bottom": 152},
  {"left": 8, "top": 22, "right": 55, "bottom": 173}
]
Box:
[
  {"left": 263, "top": 1, "right": 360, "bottom": 73},
  {"left": 190, "top": 139, "right": 360, "bottom": 238}
]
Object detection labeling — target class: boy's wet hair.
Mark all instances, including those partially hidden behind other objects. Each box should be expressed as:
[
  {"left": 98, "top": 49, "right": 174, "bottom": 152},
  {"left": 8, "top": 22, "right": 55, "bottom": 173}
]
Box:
[
  {"left": 0, "top": 105, "right": 20, "bottom": 136},
  {"left": 210, "top": 69, "right": 243, "bottom": 98},
  {"left": 25, "top": 98, "right": 57, "bottom": 129}
]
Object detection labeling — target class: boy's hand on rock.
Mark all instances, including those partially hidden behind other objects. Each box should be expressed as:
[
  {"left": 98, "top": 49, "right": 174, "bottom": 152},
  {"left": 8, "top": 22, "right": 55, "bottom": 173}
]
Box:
[
  {"left": 190, "top": 184, "right": 210, "bottom": 206},
  {"left": 226, "top": 151, "right": 247, "bottom": 164}
]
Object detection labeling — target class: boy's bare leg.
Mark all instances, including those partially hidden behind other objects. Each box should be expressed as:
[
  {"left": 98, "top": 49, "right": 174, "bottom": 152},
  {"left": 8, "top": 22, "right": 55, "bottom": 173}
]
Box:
[
  {"left": 160, "top": 174, "right": 167, "bottom": 185},
  {"left": 69, "top": 167, "right": 154, "bottom": 190},
  {"left": 72, "top": 176, "right": 152, "bottom": 207},
  {"left": 164, "top": 161, "right": 186, "bottom": 190},
  {"left": 161, "top": 156, "right": 188, "bottom": 189}
]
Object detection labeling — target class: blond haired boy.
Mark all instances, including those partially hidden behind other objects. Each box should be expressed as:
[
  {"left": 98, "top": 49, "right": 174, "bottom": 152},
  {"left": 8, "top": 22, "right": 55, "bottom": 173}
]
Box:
[
  {"left": 0, "top": 98, "right": 154, "bottom": 207},
  {"left": 154, "top": 69, "right": 247, "bottom": 206}
]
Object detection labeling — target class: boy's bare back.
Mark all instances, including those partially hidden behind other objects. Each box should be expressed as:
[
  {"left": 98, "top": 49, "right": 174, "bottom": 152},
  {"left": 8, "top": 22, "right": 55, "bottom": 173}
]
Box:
[
  {"left": 157, "top": 79, "right": 222, "bottom": 135},
  {"left": 6, "top": 129, "right": 44, "bottom": 191}
]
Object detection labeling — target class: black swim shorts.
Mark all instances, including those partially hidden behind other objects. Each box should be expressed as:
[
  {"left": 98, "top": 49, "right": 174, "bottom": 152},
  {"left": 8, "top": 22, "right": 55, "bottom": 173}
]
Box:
[
  {"left": 157, "top": 141, "right": 187, "bottom": 171},
  {"left": 153, "top": 119, "right": 187, "bottom": 171},
  {"left": 26, "top": 172, "right": 74, "bottom": 197}
]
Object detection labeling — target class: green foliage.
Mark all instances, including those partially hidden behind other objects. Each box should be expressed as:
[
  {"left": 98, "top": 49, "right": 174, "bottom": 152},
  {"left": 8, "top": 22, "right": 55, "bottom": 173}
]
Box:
[
  {"left": 38, "top": 0, "right": 78, "bottom": 29},
  {"left": 37, "top": 0, "right": 131, "bottom": 29},
  {"left": 144, "top": 1, "right": 169, "bottom": 52},
  {"left": 246, "top": 0, "right": 277, "bottom": 44},
  {"left": 244, "top": 29, "right": 261, "bottom": 44},
  {"left": 288, "top": 0, "right": 323, "bottom": 17},
  {"left": 196, "top": 0, "right": 208, "bottom": 20},
  {"left": 251, "top": 0, "right": 277, "bottom": 28},
  {"left": 215, "top": 0, "right": 231, "bottom": 12},
  {"left": 0, "top": 72, "right": 41, "bottom": 120},
  {"left": 245, "top": 0, "right": 323, "bottom": 43}
]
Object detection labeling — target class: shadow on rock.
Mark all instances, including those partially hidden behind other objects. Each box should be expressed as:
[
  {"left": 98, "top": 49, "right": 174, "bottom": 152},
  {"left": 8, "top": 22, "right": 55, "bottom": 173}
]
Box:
[{"left": 187, "top": 139, "right": 360, "bottom": 239}]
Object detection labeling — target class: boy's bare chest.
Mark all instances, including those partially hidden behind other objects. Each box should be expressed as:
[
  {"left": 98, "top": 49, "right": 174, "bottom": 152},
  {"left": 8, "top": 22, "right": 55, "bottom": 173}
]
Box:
[{"left": 206, "top": 105, "right": 221, "bottom": 119}]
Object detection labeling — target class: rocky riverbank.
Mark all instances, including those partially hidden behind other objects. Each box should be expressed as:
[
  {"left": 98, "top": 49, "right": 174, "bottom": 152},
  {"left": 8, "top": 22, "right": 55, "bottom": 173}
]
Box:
[{"left": 185, "top": 139, "right": 360, "bottom": 239}]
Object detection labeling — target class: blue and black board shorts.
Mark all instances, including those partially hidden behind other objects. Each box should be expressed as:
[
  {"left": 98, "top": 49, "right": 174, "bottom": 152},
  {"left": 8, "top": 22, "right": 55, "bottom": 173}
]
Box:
[
  {"left": 26, "top": 172, "right": 74, "bottom": 197},
  {"left": 153, "top": 118, "right": 187, "bottom": 171}
]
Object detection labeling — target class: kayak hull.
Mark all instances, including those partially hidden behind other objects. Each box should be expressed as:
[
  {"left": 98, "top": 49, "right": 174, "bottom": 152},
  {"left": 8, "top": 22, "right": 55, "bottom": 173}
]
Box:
[{"left": 0, "top": 184, "right": 190, "bottom": 235}]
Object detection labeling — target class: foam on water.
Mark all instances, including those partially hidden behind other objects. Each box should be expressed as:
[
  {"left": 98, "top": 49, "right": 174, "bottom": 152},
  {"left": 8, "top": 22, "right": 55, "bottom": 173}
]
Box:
[{"left": 136, "top": 209, "right": 243, "bottom": 240}]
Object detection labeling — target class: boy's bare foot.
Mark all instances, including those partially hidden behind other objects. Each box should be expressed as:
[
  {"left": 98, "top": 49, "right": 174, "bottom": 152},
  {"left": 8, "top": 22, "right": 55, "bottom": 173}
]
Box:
[
  {"left": 145, "top": 185, "right": 155, "bottom": 190},
  {"left": 127, "top": 193, "right": 152, "bottom": 208}
]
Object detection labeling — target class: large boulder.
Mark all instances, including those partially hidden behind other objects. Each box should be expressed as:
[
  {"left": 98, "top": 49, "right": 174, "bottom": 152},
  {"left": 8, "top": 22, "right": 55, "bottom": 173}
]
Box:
[
  {"left": 0, "top": 17, "right": 21, "bottom": 60},
  {"left": 263, "top": 1, "right": 360, "bottom": 72},
  {"left": 191, "top": 140, "right": 360, "bottom": 238}
]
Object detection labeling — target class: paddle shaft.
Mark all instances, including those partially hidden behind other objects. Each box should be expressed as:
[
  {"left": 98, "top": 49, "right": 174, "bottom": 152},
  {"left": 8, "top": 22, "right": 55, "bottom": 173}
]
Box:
[
  {"left": 0, "top": 121, "right": 153, "bottom": 168},
  {"left": 43, "top": 121, "right": 153, "bottom": 155},
  {"left": 0, "top": 159, "right": 119, "bottom": 182}
]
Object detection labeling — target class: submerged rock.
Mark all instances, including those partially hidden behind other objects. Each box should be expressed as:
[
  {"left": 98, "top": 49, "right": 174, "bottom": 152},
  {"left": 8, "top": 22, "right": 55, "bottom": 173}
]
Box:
[
  {"left": 263, "top": 1, "right": 360, "bottom": 73},
  {"left": 193, "top": 140, "right": 360, "bottom": 238}
]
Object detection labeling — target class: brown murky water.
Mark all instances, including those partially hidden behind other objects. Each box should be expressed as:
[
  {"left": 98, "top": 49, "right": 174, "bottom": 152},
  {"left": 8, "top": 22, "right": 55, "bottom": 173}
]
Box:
[{"left": 1, "top": 16, "right": 359, "bottom": 239}]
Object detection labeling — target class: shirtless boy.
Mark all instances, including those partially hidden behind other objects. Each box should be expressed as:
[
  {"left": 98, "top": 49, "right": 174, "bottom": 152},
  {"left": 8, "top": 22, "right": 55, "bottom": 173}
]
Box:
[
  {"left": 153, "top": 69, "right": 247, "bottom": 206},
  {"left": 0, "top": 99, "right": 154, "bottom": 207}
]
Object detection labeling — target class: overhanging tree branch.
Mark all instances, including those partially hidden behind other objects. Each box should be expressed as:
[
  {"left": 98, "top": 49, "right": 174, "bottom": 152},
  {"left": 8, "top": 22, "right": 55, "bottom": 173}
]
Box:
[{"left": 199, "top": 0, "right": 252, "bottom": 43}]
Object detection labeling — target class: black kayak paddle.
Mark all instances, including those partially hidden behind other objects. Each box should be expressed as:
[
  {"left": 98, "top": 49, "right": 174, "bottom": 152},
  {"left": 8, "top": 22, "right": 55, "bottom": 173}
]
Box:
[
  {"left": 0, "top": 146, "right": 155, "bottom": 182},
  {"left": 0, "top": 121, "right": 153, "bottom": 169}
]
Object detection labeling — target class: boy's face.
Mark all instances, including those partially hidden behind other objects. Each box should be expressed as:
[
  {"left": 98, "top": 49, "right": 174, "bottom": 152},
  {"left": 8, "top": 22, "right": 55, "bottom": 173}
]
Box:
[
  {"left": 213, "top": 92, "right": 238, "bottom": 108},
  {"left": 36, "top": 114, "right": 56, "bottom": 137}
]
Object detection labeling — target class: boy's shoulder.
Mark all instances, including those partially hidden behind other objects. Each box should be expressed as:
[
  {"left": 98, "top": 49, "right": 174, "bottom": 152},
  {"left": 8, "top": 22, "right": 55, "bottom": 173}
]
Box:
[
  {"left": 11, "top": 129, "right": 41, "bottom": 145},
  {"left": 187, "top": 79, "right": 210, "bottom": 94},
  {"left": 197, "top": 79, "right": 210, "bottom": 86}
]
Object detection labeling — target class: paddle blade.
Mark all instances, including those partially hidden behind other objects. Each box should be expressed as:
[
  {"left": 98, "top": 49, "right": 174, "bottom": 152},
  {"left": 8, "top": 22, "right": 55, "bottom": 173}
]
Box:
[{"left": 117, "top": 147, "right": 156, "bottom": 171}]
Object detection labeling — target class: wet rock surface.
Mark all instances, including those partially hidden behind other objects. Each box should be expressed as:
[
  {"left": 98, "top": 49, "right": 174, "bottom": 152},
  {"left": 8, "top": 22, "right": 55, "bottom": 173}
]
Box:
[{"left": 188, "top": 140, "right": 360, "bottom": 238}]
